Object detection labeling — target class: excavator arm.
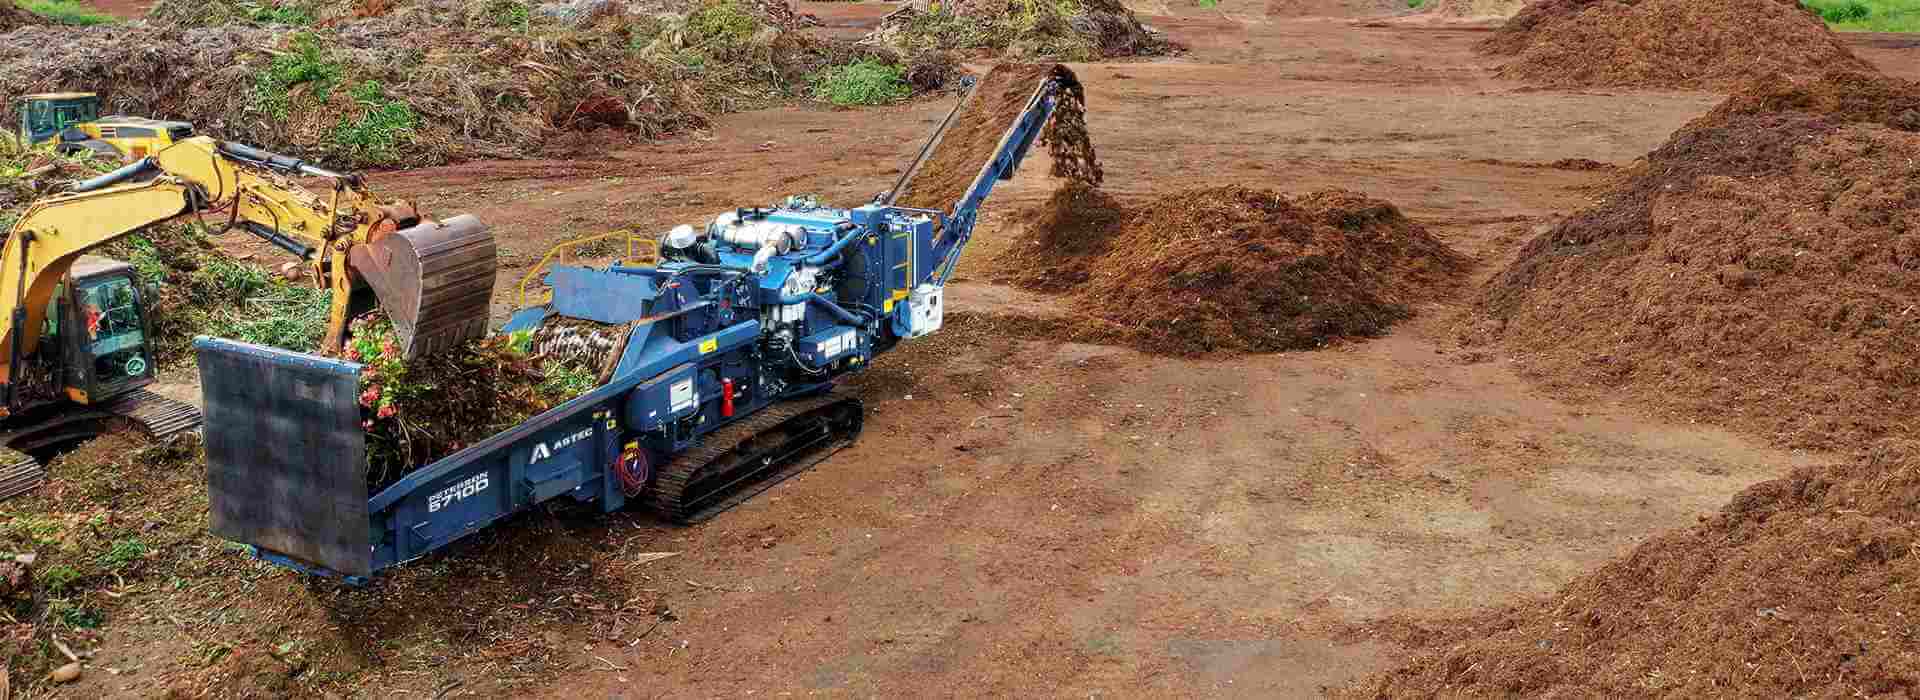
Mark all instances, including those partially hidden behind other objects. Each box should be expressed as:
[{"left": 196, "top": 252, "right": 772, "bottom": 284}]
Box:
[
  {"left": 149, "top": 138, "right": 496, "bottom": 358},
  {"left": 0, "top": 136, "right": 495, "bottom": 401}
]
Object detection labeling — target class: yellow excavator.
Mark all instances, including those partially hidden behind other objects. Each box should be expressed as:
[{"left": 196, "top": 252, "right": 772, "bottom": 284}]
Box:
[
  {"left": 0, "top": 136, "right": 497, "bottom": 499},
  {"left": 12, "top": 92, "right": 196, "bottom": 161}
]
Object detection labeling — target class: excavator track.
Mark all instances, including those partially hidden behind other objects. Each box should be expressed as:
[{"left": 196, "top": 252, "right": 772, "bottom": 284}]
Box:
[
  {"left": 103, "top": 389, "right": 204, "bottom": 439},
  {"left": 0, "top": 453, "right": 43, "bottom": 501},
  {"left": 0, "top": 390, "right": 201, "bottom": 502},
  {"left": 650, "top": 395, "right": 864, "bottom": 523}
]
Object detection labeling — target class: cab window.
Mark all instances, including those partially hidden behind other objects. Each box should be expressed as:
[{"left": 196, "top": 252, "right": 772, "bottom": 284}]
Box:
[
  {"left": 53, "top": 102, "right": 95, "bottom": 130},
  {"left": 76, "top": 276, "right": 149, "bottom": 382},
  {"left": 25, "top": 101, "right": 52, "bottom": 134},
  {"left": 41, "top": 282, "right": 61, "bottom": 338}
]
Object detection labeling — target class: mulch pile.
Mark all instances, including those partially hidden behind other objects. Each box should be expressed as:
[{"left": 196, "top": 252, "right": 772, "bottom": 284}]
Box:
[
  {"left": 951, "top": 77, "right": 1463, "bottom": 356},
  {"left": 999, "top": 186, "right": 1468, "bottom": 355},
  {"left": 1344, "top": 437, "right": 1920, "bottom": 697},
  {"left": 0, "top": 4, "right": 41, "bottom": 31},
  {"left": 894, "top": 63, "right": 1096, "bottom": 213},
  {"left": 1480, "top": 0, "right": 1876, "bottom": 89},
  {"left": 865, "top": 0, "right": 1170, "bottom": 61},
  {"left": 1479, "top": 69, "right": 1920, "bottom": 450}
]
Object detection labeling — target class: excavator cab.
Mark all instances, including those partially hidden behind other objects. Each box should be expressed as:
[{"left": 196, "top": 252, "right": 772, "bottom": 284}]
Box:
[
  {"left": 17, "top": 93, "right": 100, "bottom": 146},
  {"left": 46, "top": 258, "right": 157, "bottom": 405},
  {"left": 15, "top": 93, "right": 195, "bottom": 161}
]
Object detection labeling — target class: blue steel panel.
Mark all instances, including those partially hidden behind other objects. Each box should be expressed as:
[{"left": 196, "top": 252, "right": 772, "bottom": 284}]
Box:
[
  {"left": 626, "top": 363, "right": 698, "bottom": 431},
  {"left": 549, "top": 265, "right": 660, "bottom": 324},
  {"left": 500, "top": 305, "right": 552, "bottom": 334},
  {"left": 374, "top": 404, "right": 616, "bottom": 570}
]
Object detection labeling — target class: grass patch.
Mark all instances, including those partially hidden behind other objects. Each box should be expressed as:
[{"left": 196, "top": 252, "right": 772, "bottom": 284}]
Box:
[
  {"left": 480, "top": 0, "right": 531, "bottom": 31},
  {"left": 51, "top": 599, "right": 104, "bottom": 629},
  {"left": 250, "top": 1, "right": 316, "bottom": 25},
  {"left": 15, "top": 0, "right": 117, "bottom": 25},
  {"left": 1406, "top": 0, "right": 1424, "bottom": 7},
  {"left": 332, "top": 80, "right": 418, "bottom": 163},
  {"left": 194, "top": 258, "right": 332, "bottom": 353},
  {"left": 97, "top": 537, "right": 149, "bottom": 571},
  {"left": 811, "top": 60, "right": 912, "bottom": 106},
  {"left": 252, "top": 32, "right": 342, "bottom": 120},
  {"left": 1804, "top": 0, "right": 1920, "bottom": 31},
  {"left": 38, "top": 564, "right": 80, "bottom": 595}
]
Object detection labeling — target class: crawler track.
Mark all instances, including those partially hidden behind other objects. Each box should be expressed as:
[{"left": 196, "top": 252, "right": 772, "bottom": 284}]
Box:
[
  {"left": 649, "top": 395, "right": 864, "bottom": 523},
  {"left": 0, "top": 389, "right": 200, "bottom": 502}
]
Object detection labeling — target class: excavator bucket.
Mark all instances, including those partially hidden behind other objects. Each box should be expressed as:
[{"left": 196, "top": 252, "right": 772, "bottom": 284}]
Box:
[{"left": 349, "top": 214, "right": 497, "bottom": 359}]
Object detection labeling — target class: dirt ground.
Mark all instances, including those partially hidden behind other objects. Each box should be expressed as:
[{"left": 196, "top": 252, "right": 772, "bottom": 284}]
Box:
[
  {"left": 85, "top": 0, "right": 151, "bottom": 19},
  {"left": 58, "top": 1, "right": 1920, "bottom": 697}
]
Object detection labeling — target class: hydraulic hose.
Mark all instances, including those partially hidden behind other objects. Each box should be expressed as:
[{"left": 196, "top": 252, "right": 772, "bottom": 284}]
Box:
[
  {"left": 801, "top": 230, "right": 864, "bottom": 266},
  {"left": 69, "top": 158, "right": 159, "bottom": 193}
]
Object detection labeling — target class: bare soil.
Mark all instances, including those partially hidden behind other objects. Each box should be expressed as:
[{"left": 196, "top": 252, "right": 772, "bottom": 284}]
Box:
[
  {"left": 31, "top": 4, "right": 1920, "bottom": 699},
  {"left": 85, "top": 0, "right": 153, "bottom": 20},
  {"left": 1418, "top": 0, "right": 1527, "bottom": 19}
]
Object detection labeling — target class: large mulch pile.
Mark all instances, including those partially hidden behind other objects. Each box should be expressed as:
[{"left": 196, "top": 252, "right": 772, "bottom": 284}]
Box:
[
  {"left": 1080, "top": 188, "right": 1465, "bottom": 354},
  {"left": 1480, "top": 0, "right": 1877, "bottom": 89},
  {"left": 1479, "top": 69, "right": 1920, "bottom": 450},
  {"left": 998, "top": 186, "right": 1468, "bottom": 355},
  {"left": 1343, "top": 438, "right": 1920, "bottom": 697},
  {"left": 894, "top": 63, "right": 1097, "bottom": 213}
]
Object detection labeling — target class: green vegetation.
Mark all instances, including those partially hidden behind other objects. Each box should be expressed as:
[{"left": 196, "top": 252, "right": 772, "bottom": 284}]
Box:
[
  {"left": 811, "top": 60, "right": 912, "bottom": 106},
  {"left": 539, "top": 361, "right": 599, "bottom": 398},
  {"left": 38, "top": 564, "right": 80, "bottom": 595},
  {"left": 50, "top": 599, "right": 103, "bottom": 629},
  {"left": 194, "top": 258, "right": 332, "bottom": 352},
  {"left": 15, "top": 0, "right": 117, "bottom": 25},
  {"left": 97, "top": 537, "right": 148, "bottom": 570},
  {"left": 686, "top": 0, "right": 760, "bottom": 47},
  {"left": 506, "top": 329, "right": 535, "bottom": 355},
  {"left": 332, "top": 80, "right": 418, "bottom": 163},
  {"left": 1804, "top": 0, "right": 1920, "bottom": 31},
  {"left": 662, "top": 0, "right": 761, "bottom": 69},
  {"left": 253, "top": 32, "right": 342, "bottom": 120},
  {"left": 118, "top": 235, "right": 170, "bottom": 286},
  {"left": 249, "top": 1, "right": 316, "bottom": 25},
  {"left": 5, "top": 515, "right": 63, "bottom": 547},
  {"left": 481, "top": 0, "right": 532, "bottom": 31},
  {"left": 1195, "top": 0, "right": 1218, "bottom": 7},
  {"left": 1407, "top": 0, "right": 1425, "bottom": 7}
]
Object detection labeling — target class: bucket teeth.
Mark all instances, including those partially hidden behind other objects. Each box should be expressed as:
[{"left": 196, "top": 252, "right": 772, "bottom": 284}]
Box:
[{"left": 349, "top": 214, "right": 498, "bottom": 359}]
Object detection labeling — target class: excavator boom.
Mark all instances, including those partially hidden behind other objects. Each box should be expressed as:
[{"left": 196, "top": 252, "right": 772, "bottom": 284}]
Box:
[{"left": 127, "top": 137, "right": 494, "bottom": 358}]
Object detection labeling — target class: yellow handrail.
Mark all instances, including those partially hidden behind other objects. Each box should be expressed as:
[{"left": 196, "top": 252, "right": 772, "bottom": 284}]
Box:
[{"left": 515, "top": 229, "right": 661, "bottom": 308}]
